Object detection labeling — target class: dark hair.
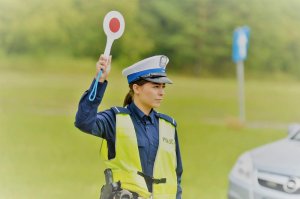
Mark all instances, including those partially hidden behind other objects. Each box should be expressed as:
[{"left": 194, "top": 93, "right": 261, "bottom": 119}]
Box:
[{"left": 123, "top": 79, "right": 149, "bottom": 106}]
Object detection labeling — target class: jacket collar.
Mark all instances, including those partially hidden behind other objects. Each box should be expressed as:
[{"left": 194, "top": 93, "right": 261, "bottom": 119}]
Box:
[{"left": 128, "top": 102, "right": 156, "bottom": 124}]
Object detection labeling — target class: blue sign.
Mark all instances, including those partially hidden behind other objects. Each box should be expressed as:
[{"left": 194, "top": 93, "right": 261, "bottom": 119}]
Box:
[{"left": 232, "top": 26, "right": 250, "bottom": 63}]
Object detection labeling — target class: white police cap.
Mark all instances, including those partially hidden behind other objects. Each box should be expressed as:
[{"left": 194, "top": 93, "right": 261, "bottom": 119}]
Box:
[{"left": 122, "top": 55, "right": 173, "bottom": 84}]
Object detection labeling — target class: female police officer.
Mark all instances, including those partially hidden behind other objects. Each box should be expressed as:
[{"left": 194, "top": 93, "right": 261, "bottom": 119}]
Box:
[{"left": 75, "top": 54, "right": 183, "bottom": 199}]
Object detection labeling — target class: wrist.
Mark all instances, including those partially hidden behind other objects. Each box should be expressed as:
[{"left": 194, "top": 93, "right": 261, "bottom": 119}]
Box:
[
  {"left": 99, "top": 77, "right": 106, "bottom": 82},
  {"left": 95, "top": 72, "right": 107, "bottom": 82}
]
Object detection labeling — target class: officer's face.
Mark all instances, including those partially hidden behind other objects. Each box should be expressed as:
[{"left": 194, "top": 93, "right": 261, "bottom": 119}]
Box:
[{"left": 134, "top": 82, "right": 165, "bottom": 109}]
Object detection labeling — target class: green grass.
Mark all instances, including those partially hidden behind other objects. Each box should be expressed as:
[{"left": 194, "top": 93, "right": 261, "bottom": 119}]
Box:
[{"left": 1, "top": 57, "right": 299, "bottom": 199}]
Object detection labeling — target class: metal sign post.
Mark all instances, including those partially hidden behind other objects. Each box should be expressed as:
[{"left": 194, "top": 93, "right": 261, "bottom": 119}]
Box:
[
  {"left": 232, "top": 26, "right": 250, "bottom": 123},
  {"left": 237, "top": 61, "right": 246, "bottom": 123}
]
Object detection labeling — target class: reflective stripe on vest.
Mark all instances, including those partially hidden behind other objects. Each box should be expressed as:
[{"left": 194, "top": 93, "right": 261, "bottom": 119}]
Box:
[{"left": 100, "top": 113, "right": 177, "bottom": 199}]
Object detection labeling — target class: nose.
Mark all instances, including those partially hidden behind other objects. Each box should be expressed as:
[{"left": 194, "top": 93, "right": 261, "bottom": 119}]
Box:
[{"left": 159, "top": 87, "right": 165, "bottom": 96}]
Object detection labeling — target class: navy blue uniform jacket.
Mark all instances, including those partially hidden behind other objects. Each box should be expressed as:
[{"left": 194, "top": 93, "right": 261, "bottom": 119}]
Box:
[{"left": 75, "top": 79, "right": 183, "bottom": 198}]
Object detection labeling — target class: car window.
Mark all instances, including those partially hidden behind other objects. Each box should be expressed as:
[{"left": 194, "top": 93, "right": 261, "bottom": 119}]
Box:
[{"left": 292, "top": 131, "right": 300, "bottom": 141}]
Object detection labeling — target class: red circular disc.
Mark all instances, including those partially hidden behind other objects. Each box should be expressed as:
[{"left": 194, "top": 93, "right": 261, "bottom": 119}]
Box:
[{"left": 109, "top": 18, "right": 120, "bottom": 33}]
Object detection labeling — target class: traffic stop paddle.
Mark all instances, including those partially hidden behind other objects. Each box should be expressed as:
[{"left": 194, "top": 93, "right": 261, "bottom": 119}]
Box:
[{"left": 89, "top": 11, "right": 125, "bottom": 101}]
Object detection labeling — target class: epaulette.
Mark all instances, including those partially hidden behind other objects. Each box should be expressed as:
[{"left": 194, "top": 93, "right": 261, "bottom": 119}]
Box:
[
  {"left": 111, "top": 106, "right": 131, "bottom": 114},
  {"left": 157, "top": 113, "right": 177, "bottom": 127}
]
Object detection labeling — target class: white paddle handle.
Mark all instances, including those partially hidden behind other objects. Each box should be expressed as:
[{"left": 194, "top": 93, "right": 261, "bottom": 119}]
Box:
[
  {"left": 104, "top": 37, "right": 113, "bottom": 57},
  {"left": 103, "top": 37, "right": 114, "bottom": 72}
]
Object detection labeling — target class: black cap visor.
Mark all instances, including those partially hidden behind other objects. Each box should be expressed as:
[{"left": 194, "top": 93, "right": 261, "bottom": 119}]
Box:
[{"left": 143, "top": 76, "right": 173, "bottom": 84}]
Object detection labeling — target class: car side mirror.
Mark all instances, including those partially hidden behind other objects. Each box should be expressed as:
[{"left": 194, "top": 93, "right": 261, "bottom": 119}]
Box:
[{"left": 287, "top": 124, "right": 300, "bottom": 138}]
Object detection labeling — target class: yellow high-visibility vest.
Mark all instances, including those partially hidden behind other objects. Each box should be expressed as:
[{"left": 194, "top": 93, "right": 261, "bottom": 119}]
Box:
[{"left": 100, "top": 110, "right": 177, "bottom": 199}]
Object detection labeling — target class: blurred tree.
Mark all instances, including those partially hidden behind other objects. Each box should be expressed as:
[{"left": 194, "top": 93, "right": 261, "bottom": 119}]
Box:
[{"left": 1, "top": 0, "right": 300, "bottom": 77}]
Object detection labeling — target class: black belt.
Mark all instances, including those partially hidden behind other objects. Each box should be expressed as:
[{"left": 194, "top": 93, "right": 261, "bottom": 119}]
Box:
[{"left": 137, "top": 171, "right": 167, "bottom": 184}]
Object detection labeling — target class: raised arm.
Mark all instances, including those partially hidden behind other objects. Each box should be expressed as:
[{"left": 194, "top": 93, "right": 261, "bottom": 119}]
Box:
[{"left": 74, "top": 55, "right": 115, "bottom": 139}]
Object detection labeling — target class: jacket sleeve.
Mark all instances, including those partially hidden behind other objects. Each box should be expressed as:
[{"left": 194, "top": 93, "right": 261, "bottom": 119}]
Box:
[
  {"left": 175, "top": 129, "right": 183, "bottom": 199},
  {"left": 74, "top": 79, "right": 116, "bottom": 140}
]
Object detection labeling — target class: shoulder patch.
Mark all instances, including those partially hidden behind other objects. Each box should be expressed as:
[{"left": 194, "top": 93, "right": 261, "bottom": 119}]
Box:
[
  {"left": 111, "top": 106, "right": 131, "bottom": 114},
  {"left": 157, "top": 113, "right": 177, "bottom": 127}
]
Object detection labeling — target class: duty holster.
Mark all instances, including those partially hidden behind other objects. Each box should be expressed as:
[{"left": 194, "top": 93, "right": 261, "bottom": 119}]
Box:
[{"left": 100, "top": 169, "right": 120, "bottom": 199}]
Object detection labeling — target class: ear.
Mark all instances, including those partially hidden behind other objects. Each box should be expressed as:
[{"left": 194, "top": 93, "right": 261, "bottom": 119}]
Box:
[{"left": 132, "top": 84, "right": 140, "bottom": 95}]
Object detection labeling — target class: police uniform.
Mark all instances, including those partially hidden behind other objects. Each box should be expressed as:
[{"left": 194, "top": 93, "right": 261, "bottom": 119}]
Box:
[{"left": 75, "top": 55, "right": 183, "bottom": 199}]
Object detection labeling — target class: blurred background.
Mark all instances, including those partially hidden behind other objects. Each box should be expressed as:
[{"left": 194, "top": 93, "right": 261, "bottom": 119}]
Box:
[{"left": 1, "top": 0, "right": 300, "bottom": 198}]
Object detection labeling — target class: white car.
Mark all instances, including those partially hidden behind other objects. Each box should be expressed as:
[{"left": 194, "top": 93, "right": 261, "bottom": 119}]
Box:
[{"left": 228, "top": 124, "right": 300, "bottom": 199}]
